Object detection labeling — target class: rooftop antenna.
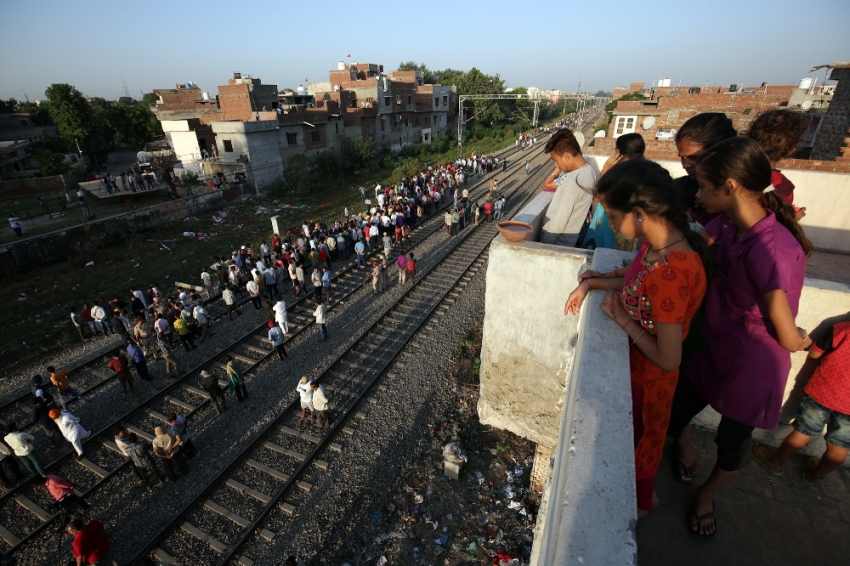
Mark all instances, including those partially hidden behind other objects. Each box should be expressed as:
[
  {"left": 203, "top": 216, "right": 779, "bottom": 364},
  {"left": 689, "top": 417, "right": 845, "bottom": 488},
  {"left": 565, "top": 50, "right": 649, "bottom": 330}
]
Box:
[
  {"left": 22, "top": 89, "right": 29, "bottom": 102},
  {"left": 122, "top": 76, "right": 131, "bottom": 99}
]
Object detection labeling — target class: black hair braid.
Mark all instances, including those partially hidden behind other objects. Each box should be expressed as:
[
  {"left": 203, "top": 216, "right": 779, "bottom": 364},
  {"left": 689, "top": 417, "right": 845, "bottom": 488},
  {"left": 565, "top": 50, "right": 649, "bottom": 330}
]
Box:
[{"left": 764, "top": 191, "right": 813, "bottom": 257}]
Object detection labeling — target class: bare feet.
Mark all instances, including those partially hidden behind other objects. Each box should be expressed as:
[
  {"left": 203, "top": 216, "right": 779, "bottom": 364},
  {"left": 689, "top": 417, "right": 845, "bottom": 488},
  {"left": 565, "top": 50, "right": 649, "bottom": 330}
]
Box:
[{"left": 690, "top": 493, "right": 716, "bottom": 537}]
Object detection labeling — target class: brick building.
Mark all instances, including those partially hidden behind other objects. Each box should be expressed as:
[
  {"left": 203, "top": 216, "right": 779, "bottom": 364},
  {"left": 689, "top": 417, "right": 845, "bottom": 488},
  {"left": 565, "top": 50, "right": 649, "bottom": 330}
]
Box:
[
  {"left": 152, "top": 64, "right": 457, "bottom": 191},
  {"left": 810, "top": 62, "right": 850, "bottom": 161},
  {"left": 308, "top": 62, "right": 456, "bottom": 152},
  {"left": 589, "top": 76, "right": 849, "bottom": 173}
]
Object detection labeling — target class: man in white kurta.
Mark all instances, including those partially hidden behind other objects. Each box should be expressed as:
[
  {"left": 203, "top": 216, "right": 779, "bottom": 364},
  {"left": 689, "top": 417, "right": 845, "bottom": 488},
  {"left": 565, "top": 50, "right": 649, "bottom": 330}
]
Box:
[{"left": 52, "top": 410, "right": 91, "bottom": 457}]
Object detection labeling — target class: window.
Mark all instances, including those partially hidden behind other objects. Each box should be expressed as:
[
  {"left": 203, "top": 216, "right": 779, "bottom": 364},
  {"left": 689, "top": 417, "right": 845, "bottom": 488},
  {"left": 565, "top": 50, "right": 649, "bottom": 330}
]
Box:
[
  {"left": 425, "top": 116, "right": 430, "bottom": 125},
  {"left": 380, "top": 121, "right": 385, "bottom": 131},
  {"left": 286, "top": 133, "right": 297, "bottom": 146},
  {"left": 443, "top": 96, "right": 448, "bottom": 106},
  {"left": 613, "top": 116, "right": 637, "bottom": 138},
  {"left": 311, "top": 131, "right": 320, "bottom": 142},
  {"left": 415, "top": 118, "right": 419, "bottom": 126},
  {"left": 434, "top": 97, "right": 439, "bottom": 107},
  {"left": 384, "top": 96, "right": 391, "bottom": 106},
  {"left": 223, "top": 140, "right": 233, "bottom": 153},
  {"left": 407, "top": 96, "right": 411, "bottom": 104},
  {"left": 335, "top": 123, "right": 339, "bottom": 134},
  {"left": 404, "top": 119, "right": 409, "bottom": 127},
  {"left": 424, "top": 133, "right": 430, "bottom": 141}
]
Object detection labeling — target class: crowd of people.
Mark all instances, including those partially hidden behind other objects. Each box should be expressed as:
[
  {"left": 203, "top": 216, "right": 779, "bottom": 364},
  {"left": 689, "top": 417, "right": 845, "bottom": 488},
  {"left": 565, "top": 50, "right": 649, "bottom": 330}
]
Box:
[
  {"left": 0, "top": 141, "right": 521, "bottom": 563},
  {"left": 551, "top": 109, "right": 850, "bottom": 539}
]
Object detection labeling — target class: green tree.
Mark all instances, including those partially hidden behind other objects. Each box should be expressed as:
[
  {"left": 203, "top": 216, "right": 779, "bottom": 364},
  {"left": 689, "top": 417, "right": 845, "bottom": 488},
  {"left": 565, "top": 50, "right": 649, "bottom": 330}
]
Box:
[
  {"left": 0, "top": 98, "right": 18, "bottom": 113},
  {"left": 141, "top": 92, "right": 159, "bottom": 106},
  {"left": 44, "top": 83, "right": 110, "bottom": 164},
  {"left": 17, "top": 101, "right": 53, "bottom": 125},
  {"left": 177, "top": 171, "right": 203, "bottom": 196},
  {"left": 35, "top": 150, "right": 70, "bottom": 176},
  {"left": 106, "top": 104, "right": 162, "bottom": 150},
  {"left": 594, "top": 90, "right": 613, "bottom": 98},
  {"left": 341, "top": 136, "right": 376, "bottom": 172},
  {"left": 118, "top": 96, "right": 137, "bottom": 105},
  {"left": 281, "top": 154, "right": 316, "bottom": 197}
]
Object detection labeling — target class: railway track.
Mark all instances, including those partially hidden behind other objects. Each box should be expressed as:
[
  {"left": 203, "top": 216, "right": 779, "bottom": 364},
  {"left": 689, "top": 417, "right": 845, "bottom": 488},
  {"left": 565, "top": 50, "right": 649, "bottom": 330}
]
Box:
[
  {"left": 1, "top": 140, "right": 550, "bottom": 563},
  {"left": 0, "top": 135, "right": 530, "bottom": 426},
  {"left": 128, "top": 149, "right": 552, "bottom": 566}
]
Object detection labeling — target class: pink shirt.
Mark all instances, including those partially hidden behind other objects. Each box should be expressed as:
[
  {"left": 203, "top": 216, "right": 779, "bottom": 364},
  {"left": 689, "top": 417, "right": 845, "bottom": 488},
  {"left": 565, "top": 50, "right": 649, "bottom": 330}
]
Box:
[{"left": 686, "top": 211, "right": 806, "bottom": 428}]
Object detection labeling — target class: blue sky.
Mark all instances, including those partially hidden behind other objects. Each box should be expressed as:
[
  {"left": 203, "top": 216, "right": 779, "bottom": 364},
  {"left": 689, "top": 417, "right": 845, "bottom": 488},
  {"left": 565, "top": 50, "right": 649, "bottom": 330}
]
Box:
[{"left": 1, "top": 0, "right": 848, "bottom": 101}]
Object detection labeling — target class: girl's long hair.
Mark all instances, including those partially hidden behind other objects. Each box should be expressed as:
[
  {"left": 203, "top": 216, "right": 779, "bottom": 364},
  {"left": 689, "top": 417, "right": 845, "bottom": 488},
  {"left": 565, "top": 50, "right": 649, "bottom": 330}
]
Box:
[
  {"left": 696, "top": 137, "right": 812, "bottom": 256},
  {"left": 597, "top": 159, "right": 712, "bottom": 273}
]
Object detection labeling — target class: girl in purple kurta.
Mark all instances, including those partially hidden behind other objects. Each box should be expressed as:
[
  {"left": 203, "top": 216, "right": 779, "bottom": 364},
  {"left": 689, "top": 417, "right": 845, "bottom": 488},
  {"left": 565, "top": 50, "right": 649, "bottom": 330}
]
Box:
[{"left": 667, "top": 138, "right": 814, "bottom": 537}]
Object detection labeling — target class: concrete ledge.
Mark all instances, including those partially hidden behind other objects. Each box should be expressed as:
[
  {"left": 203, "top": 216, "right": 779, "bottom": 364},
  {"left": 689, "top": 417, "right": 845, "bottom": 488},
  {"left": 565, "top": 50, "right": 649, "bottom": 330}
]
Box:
[
  {"left": 531, "top": 247, "right": 636, "bottom": 566},
  {"left": 511, "top": 191, "right": 554, "bottom": 241},
  {"left": 478, "top": 239, "right": 591, "bottom": 447}
]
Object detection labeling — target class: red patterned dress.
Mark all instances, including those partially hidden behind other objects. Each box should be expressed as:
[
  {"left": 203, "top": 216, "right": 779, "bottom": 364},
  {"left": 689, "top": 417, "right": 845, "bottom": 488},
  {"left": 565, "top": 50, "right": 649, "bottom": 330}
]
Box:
[{"left": 620, "top": 241, "right": 707, "bottom": 511}]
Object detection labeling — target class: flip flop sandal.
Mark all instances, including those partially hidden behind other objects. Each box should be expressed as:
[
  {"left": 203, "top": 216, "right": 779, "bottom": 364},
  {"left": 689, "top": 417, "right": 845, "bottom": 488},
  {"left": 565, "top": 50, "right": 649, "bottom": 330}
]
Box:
[
  {"left": 673, "top": 456, "right": 697, "bottom": 483},
  {"left": 689, "top": 501, "right": 716, "bottom": 538},
  {"left": 750, "top": 443, "right": 783, "bottom": 476},
  {"left": 801, "top": 458, "right": 824, "bottom": 486}
]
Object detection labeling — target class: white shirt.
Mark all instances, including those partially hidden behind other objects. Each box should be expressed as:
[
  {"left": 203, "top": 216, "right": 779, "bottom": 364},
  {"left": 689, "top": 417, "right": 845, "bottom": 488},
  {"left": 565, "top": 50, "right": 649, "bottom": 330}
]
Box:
[
  {"left": 272, "top": 300, "right": 288, "bottom": 331},
  {"left": 297, "top": 381, "right": 313, "bottom": 402},
  {"left": 313, "top": 303, "right": 327, "bottom": 324},
  {"left": 246, "top": 281, "right": 259, "bottom": 297},
  {"left": 201, "top": 272, "right": 211, "bottom": 285},
  {"left": 312, "top": 385, "right": 328, "bottom": 411},
  {"left": 134, "top": 289, "right": 147, "bottom": 307},
  {"left": 4, "top": 431, "right": 35, "bottom": 456},
  {"left": 179, "top": 291, "right": 189, "bottom": 308},
  {"left": 222, "top": 288, "right": 234, "bottom": 305},
  {"left": 91, "top": 305, "right": 106, "bottom": 321},
  {"left": 55, "top": 412, "right": 87, "bottom": 442},
  {"left": 193, "top": 305, "right": 209, "bottom": 324}
]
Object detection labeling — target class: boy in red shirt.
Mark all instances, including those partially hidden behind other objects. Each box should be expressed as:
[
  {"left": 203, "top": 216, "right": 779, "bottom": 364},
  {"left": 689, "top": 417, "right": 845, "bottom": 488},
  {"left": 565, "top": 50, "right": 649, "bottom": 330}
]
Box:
[{"left": 752, "top": 320, "right": 850, "bottom": 485}]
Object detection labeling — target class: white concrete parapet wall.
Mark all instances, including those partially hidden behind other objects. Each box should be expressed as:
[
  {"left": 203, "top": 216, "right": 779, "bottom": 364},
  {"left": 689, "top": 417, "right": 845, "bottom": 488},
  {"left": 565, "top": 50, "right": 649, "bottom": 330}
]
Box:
[
  {"left": 478, "top": 235, "right": 591, "bottom": 447},
  {"left": 530, "top": 247, "right": 638, "bottom": 566}
]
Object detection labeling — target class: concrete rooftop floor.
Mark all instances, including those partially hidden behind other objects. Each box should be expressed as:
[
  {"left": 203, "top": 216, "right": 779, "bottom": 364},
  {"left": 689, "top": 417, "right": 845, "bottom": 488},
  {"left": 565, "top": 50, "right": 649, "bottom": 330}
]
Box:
[{"left": 638, "top": 426, "right": 850, "bottom": 565}]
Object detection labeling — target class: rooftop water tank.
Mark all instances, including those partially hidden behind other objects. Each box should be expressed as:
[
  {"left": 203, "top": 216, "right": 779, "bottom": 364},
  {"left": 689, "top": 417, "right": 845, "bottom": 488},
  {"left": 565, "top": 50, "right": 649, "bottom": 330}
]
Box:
[
  {"left": 185, "top": 83, "right": 192, "bottom": 89},
  {"left": 660, "top": 78, "right": 671, "bottom": 87},
  {"left": 799, "top": 78, "right": 813, "bottom": 90},
  {"left": 337, "top": 61, "right": 346, "bottom": 70},
  {"left": 202, "top": 92, "right": 210, "bottom": 101},
  {"left": 296, "top": 85, "right": 307, "bottom": 95}
]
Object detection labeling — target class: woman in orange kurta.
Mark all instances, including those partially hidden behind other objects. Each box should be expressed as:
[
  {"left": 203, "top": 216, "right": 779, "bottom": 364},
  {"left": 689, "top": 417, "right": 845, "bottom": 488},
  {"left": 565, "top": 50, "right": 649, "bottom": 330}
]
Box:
[{"left": 566, "top": 159, "right": 707, "bottom": 515}]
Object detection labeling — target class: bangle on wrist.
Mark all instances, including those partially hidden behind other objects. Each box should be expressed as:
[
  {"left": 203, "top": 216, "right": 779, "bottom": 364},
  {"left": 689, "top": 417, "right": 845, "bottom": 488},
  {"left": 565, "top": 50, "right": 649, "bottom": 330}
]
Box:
[{"left": 632, "top": 330, "right": 647, "bottom": 345}]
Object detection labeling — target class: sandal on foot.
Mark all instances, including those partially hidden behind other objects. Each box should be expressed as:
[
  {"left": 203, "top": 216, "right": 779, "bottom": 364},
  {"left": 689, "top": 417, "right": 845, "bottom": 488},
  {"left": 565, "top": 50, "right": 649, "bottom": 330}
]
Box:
[
  {"left": 689, "top": 501, "right": 716, "bottom": 538},
  {"left": 750, "top": 443, "right": 783, "bottom": 476},
  {"left": 801, "top": 458, "right": 824, "bottom": 486},
  {"left": 673, "top": 456, "right": 697, "bottom": 483}
]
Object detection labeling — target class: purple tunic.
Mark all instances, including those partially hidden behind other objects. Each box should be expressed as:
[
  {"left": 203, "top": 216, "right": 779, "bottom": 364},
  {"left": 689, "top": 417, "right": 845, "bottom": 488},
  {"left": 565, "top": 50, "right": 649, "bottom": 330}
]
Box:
[{"left": 686, "top": 211, "right": 805, "bottom": 429}]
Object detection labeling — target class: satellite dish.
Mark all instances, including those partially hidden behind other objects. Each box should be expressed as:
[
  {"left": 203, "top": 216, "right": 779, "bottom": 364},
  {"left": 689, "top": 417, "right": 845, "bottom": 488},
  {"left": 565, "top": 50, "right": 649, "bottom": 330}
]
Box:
[
  {"left": 574, "top": 132, "right": 585, "bottom": 148},
  {"left": 594, "top": 130, "right": 606, "bottom": 138},
  {"left": 801, "top": 100, "right": 813, "bottom": 110},
  {"left": 642, "top": 116, "right": 656, "bottom": 130}
]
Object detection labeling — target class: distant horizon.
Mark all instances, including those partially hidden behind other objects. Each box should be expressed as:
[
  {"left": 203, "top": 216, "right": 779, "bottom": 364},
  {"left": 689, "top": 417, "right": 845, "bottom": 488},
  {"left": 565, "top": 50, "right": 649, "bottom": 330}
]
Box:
[{"left": 1, "top": 0, "right": 847, "bottom": 103}]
